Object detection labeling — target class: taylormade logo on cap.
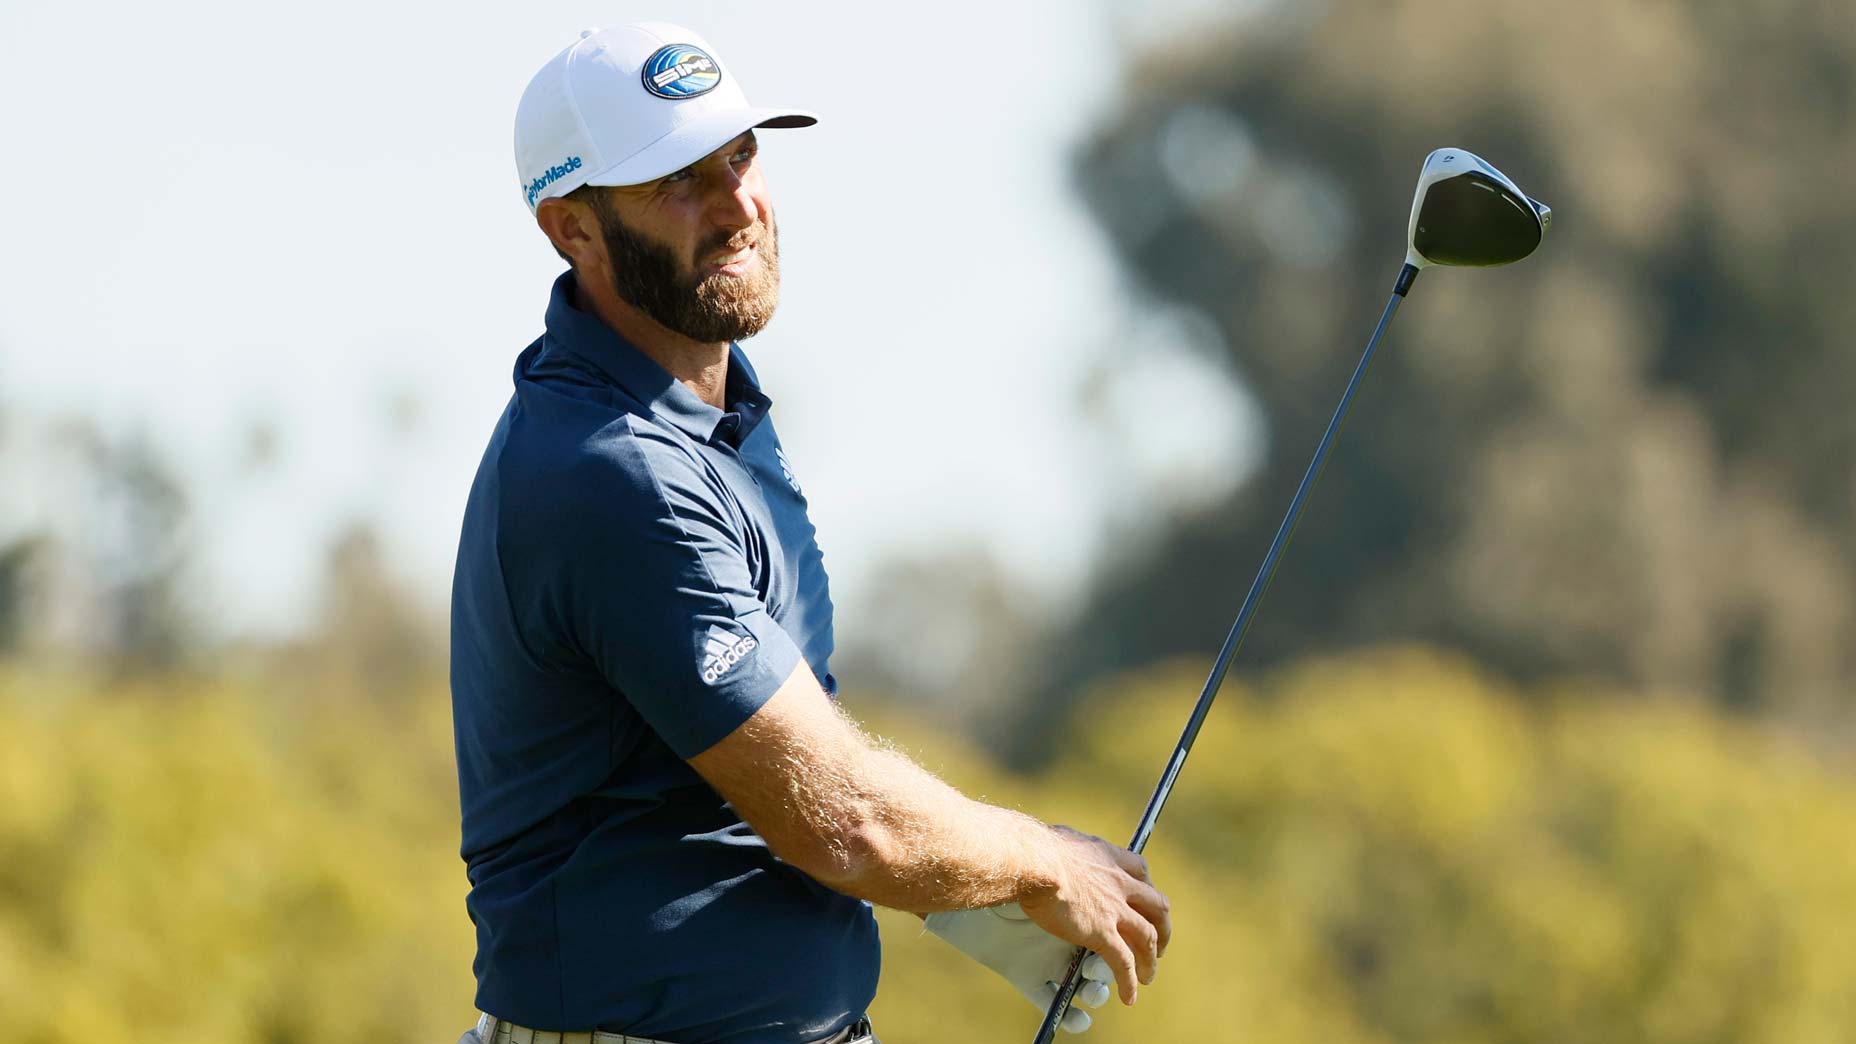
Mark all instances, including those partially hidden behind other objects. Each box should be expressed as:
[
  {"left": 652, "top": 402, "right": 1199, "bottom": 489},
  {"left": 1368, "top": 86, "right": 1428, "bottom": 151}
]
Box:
[
  {"left": 524, "top": 156, "right": 583, "bottom": 208},
  {"left": 512, "top": 22, "right": 819, "bottom": 213}
]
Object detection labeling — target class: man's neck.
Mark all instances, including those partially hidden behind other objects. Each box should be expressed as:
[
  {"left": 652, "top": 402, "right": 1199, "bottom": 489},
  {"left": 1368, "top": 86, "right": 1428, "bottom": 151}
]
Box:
[{"left": 573, "top": 275, "right": 730, "bottom": 409}]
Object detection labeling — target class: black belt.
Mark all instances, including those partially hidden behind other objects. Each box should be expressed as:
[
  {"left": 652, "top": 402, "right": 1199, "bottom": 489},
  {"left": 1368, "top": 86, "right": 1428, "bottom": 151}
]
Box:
[
  {"left": 473, "top": 1013, "right": 878, "bottom": 1044},
  {"left": 819, "top": 1017, "right": 879, "bottom": 1044}
]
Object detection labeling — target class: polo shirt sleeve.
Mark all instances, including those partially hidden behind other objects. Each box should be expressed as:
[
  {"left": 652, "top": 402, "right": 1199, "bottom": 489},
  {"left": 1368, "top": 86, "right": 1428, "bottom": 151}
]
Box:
[{"left": 509, "top": 421, "right": 807, "bottom": 759}]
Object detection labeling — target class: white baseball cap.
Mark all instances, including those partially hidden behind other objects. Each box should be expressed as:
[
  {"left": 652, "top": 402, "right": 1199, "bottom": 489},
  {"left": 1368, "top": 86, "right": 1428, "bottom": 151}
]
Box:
[{"left": 514, "top": 22, "right": 817, "bottom": 212}]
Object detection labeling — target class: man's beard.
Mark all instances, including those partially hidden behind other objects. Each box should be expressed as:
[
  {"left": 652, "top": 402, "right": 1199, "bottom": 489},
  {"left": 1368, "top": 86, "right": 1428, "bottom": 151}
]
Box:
[{"left": 591, "top": 199, "right": 782, "bottom": 344}]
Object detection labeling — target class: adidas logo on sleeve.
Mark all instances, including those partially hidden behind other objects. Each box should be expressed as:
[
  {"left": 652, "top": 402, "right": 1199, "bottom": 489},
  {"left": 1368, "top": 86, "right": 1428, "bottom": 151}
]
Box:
[{"left": 701, "top": 626, "right": 759, "bottom": 684}]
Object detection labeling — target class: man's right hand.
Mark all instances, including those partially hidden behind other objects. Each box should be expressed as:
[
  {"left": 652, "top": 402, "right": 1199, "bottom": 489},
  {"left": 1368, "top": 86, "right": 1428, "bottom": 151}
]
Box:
[{"left": 1018, "top": 825, "right": 1171, "bottom": 1005}]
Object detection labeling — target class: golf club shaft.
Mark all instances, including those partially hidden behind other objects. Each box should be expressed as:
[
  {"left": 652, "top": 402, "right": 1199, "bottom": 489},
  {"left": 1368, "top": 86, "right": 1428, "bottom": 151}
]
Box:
[{"left": 1030, "top": 263, "right": 1419, "bottom": 1044}]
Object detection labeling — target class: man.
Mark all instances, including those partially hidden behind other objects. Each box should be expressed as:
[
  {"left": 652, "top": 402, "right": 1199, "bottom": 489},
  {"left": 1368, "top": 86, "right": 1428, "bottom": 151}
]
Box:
[{"left": 451, "top": 23, "right": 1170, "bottom": 1044}]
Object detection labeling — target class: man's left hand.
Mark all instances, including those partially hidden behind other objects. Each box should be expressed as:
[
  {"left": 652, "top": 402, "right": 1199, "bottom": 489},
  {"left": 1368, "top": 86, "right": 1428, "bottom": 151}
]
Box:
[{"left": 924, "top": 903, "right": 1115, "bottom": 1032}]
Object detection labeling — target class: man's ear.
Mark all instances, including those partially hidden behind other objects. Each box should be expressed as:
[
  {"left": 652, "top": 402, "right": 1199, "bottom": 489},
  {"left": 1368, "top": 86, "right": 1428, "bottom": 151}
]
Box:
[{"left": 536, "top": 195, "right": 604, "bottom": 271}]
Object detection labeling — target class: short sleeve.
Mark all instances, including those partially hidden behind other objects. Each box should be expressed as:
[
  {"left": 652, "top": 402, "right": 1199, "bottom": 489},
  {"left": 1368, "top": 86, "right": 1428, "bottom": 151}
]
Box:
[{"left": 507, "top": 421, "right": 805, "bottom": 759}]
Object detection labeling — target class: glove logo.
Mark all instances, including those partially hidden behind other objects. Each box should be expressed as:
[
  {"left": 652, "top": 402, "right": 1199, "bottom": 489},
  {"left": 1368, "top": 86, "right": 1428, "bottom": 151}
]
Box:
[
  {"left": 700, "top": 626, "right": 758, "bottom": 684},
  {"left": 642, "top": 44, "right": 722, "bottom": 99}
]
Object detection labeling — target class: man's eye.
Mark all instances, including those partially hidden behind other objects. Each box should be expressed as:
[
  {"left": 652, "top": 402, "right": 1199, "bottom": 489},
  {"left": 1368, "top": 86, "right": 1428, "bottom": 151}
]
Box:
[
  {"left": 661, "top": 168, "right": 695, "bottom": 185},
  {"left": 732, "top": 148, "right": 757, "bottom": 165}
]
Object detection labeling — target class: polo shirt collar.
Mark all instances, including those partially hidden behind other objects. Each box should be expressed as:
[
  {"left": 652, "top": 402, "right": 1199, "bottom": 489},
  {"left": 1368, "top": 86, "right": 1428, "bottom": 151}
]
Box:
[{"left": 540, "top": 270, "right": 773, "bottom": 446}]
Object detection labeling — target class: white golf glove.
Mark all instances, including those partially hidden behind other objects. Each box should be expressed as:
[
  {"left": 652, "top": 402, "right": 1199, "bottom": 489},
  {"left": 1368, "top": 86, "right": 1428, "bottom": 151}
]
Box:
[{"left": 923, "top": 903, "right": 1115, "bottom": 1032}]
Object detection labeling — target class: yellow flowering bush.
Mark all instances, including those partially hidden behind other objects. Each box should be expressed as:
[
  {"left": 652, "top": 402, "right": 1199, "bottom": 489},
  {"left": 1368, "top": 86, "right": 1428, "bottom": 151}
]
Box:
[{"left": 1, "top": 647, "right": 1851, "bottom": 1044}]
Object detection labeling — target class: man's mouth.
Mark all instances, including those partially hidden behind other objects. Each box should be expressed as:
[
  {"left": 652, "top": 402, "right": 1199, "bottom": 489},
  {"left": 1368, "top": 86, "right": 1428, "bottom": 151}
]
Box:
[{"left": 706, "top": 238, "right": 758, "bottom": 274}]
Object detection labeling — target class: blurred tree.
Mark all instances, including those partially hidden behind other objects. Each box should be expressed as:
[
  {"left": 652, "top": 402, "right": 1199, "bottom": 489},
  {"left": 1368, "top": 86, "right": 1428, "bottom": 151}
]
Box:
[
  {"left": 835, "top": 545, "right": 1044, "bottom": 732},
  {"left": 0, "top": 538, "right": 40, "bottom": 655},
  {"left": 0, "top": 416, "right": 195, "bottom": 669},
  {"left": 266, "top": 521, "right": 445, "bottom": 707},
  {"left": 1012, "top": 0, "right": 1856, "bottom": 761},
  {"left": 79, "top": 422, "right": 195, "bottom": 667}
]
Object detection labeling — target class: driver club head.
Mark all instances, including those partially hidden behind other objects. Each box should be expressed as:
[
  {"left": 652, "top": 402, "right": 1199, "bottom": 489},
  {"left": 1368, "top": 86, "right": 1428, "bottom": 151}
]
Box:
[{"left": 1404, "top": 148, "right": 1551, "bottom": 269}]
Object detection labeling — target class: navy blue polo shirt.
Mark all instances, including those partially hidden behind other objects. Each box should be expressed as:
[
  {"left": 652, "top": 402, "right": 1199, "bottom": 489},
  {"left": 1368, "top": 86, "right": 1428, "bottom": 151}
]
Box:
[{"left": 450, "top": 271, "right": 879, "bottom": 1043}]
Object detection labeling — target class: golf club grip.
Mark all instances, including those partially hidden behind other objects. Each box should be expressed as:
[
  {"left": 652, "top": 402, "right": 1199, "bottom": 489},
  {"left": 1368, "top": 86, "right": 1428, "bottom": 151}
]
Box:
[
  {"left": 1031, "top": 948, "right": 1092, "bottom": 1042},
  {"left": 1029, "top": 266, "right": 1416, "bottom": 1044}
]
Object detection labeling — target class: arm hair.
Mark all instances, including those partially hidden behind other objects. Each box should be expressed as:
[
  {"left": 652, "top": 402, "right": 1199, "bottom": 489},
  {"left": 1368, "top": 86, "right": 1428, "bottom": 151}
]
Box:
[{"left": 688, "top": 663, "right": 1064, "bottom": 913}]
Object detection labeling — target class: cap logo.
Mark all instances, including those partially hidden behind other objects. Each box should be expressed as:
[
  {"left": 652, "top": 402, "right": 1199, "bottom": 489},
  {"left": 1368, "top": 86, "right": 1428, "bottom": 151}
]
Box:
[
  {"left": 525, "top": 155, "right": 583, "bottom": 208},
  {"left": 642, "top": 43, "right": 721, "bottom": 99}
]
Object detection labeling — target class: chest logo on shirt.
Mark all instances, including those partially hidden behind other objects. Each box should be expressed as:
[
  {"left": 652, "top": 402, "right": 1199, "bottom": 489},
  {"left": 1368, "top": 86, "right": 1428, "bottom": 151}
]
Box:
[
  {"left": 701, "top": 626, "right": 759, "bottom": 684},
  {"left": 774, "top": 446, "right": 804, "bottom": 496}
]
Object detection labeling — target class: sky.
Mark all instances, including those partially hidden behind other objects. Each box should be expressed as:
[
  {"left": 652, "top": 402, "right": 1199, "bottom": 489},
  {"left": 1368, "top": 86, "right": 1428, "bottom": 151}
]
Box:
[{"left": 0, "top": 0, "right": 1258, "bottom": 638}]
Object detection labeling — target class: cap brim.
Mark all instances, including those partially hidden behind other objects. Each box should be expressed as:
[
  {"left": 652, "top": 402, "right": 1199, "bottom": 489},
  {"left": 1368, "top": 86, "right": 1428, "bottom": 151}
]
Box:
[{"left": 585, "top": 107, "right": 818, "bottom": 187}]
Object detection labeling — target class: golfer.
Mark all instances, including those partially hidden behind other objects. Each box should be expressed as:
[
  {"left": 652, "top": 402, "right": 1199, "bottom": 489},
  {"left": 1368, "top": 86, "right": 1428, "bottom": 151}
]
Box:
[{"left": 451, "top": 23, "right": 1169, "bottom": 1044}]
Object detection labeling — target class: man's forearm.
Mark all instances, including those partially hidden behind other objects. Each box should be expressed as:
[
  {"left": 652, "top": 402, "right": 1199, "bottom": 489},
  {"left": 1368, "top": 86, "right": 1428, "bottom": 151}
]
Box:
[
  {"left": 825, "top": 739, "right": 1065, "bottom": 912},
  {"left": 689, "top": 666, "right": 1074, "bottom": 913},
  {"left": 689, "top": 666, "right": 1168, "bottom": 1003}
]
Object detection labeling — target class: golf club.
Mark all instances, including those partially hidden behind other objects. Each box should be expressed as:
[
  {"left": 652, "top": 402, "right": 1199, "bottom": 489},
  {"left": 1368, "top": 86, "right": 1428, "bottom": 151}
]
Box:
[{"left": 1030, "top": 147, "right": 1551, "bottom": 1044}]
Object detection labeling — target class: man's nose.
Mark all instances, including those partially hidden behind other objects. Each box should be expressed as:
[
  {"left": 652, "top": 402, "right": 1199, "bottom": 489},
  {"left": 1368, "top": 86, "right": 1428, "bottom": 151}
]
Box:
[{"left": 706, "top": 169, "right": 759, "bottom": 231}]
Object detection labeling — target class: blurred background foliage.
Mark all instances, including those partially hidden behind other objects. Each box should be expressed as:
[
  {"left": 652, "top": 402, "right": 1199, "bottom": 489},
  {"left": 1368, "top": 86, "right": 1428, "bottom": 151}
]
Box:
[
  {"left": 2, "top": 650, "right": 1853, "bottom": 1042},
  {"left": 984, "top": 0, "right": 1856, "bottom": 759},
  {"left": 3, "top": 0, "right": 1854, "bottom": 1041}
]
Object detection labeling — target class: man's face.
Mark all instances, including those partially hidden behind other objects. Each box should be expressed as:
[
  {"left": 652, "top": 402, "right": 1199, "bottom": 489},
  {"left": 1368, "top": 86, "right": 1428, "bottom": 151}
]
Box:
[{"left": 588, "top": 131, "right": 781, "bottom": 344}]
